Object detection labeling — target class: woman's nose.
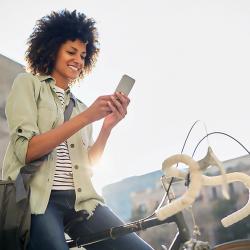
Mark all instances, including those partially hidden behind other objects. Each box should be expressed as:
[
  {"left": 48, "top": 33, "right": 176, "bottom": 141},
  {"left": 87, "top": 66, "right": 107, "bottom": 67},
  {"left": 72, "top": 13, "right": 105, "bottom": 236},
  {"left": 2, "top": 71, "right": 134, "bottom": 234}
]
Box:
[
  {"left": 74, "top": 54, "right": 84, "bottom": 66},
  {"left": 76, "top": 55, "right": 82, "bottom": 63}
]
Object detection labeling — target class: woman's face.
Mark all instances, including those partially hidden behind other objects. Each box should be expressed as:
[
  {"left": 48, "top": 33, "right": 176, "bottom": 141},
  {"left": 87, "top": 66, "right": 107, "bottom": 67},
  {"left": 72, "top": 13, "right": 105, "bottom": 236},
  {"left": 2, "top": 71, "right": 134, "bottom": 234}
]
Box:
[{"left": 52, "top": 39, "right": 86, "bottom": 86}]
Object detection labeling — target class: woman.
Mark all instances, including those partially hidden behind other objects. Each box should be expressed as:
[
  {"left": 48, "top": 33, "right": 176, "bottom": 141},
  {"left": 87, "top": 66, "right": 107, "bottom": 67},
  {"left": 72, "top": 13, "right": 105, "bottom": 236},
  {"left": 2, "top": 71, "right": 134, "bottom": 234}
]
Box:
[{"left": 3, "top": 9, "right": 154, "bottom": 250}]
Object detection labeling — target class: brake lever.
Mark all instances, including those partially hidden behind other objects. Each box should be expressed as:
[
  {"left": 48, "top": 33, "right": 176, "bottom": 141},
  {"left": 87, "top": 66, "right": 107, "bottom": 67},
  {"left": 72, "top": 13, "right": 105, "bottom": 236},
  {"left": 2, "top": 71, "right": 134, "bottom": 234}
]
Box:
[{"left": 198, "top": 146, "right": 229, "bottom": 199}]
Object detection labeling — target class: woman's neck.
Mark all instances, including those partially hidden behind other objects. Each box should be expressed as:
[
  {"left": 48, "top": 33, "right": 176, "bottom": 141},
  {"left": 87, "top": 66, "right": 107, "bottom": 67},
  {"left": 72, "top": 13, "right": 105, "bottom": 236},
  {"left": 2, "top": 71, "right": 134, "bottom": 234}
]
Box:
[{"left": 51, "top": 72, "right": 70, "bottom": 90}]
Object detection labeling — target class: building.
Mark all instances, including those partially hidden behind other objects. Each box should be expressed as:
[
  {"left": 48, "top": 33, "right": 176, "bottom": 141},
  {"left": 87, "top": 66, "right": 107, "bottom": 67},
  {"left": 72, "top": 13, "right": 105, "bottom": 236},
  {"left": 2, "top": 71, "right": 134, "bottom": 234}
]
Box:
[{"left": 102, "top": 171, "right": 163, "bottom": 221}]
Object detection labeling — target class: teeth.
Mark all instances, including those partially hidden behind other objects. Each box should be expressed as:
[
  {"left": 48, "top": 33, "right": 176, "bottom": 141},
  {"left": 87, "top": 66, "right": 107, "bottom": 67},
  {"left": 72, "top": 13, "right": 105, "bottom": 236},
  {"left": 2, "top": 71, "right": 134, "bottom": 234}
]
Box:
[{"left": 68, "top": 65, "right": 78, "bottom": 71}]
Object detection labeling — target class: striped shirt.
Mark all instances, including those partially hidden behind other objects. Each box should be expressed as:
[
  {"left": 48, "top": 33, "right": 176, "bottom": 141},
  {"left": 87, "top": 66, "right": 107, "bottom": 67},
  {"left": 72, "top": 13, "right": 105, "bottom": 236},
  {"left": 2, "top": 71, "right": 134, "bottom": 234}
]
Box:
[{"left": 52, "top": 85, "right": 74, "bottom": 190}]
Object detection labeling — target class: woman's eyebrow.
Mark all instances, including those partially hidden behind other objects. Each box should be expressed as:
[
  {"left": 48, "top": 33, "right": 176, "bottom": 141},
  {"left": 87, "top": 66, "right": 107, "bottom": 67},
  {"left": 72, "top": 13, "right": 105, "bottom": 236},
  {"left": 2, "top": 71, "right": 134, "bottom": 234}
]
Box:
[{"left": 70, "top": 46, "right": 86, "bottom": 54}]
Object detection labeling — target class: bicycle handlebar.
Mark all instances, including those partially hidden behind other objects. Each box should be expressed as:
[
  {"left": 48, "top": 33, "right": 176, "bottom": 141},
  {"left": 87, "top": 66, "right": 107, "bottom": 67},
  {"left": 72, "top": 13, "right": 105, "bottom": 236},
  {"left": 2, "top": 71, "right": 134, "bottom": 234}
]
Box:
[{"left": 156, "top": 152, "right": 250, "bottom": 227}]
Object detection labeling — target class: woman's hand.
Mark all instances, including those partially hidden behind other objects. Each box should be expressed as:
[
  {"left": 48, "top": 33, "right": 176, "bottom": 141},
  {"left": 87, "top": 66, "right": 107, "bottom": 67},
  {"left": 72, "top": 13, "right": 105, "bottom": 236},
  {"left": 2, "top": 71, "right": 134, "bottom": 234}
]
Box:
[
  {"left": 83, "top": 95, "right": 113, "bottom": 123},
  {"left": 86, "top": 92, "right": 130, "bottom": 166},
  {"left": 102, "top": 92, "right": 130, "bottom": 131}
]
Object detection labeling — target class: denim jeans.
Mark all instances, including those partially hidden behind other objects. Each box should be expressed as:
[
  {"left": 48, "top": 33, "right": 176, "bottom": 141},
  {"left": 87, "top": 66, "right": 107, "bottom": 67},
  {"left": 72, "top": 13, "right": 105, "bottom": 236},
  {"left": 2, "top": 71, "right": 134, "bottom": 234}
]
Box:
[{"left": 27, "top": 190, "right": 154, "bottom": 250}]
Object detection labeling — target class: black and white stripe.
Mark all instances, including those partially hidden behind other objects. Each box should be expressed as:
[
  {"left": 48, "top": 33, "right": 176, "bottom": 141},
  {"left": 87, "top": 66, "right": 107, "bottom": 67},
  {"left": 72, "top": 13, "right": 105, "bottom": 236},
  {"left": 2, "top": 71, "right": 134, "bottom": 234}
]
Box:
[{"left": 52, "top": 86, "right": 74, "bottom": 190}]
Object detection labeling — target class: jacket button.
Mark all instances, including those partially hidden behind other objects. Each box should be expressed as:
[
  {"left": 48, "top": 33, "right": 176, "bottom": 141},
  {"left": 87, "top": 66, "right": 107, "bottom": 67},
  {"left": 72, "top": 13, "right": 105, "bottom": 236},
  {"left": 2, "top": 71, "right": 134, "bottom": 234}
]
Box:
[
  {"left": 70, "top": 144, "right": 75, "bottom": 148},
  {"left": 74, "top": 165, "right": 79, "bottom": 169},
  {"left": 77, "top": 188, "right": 82, "bottom": 192},
  {"left": 17, "top": 128, "right": 22, "bottom": 133}
]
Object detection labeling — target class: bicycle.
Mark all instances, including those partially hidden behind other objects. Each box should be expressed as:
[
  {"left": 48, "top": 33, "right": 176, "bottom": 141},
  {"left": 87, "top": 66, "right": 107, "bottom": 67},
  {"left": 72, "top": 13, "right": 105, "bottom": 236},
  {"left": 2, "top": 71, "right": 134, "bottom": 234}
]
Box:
[
  {"left": 65, "top": 123, "right": 250, "bottom": 250},
  {"left": 64, "top": 147, "right": 249, "bottom": 249}
]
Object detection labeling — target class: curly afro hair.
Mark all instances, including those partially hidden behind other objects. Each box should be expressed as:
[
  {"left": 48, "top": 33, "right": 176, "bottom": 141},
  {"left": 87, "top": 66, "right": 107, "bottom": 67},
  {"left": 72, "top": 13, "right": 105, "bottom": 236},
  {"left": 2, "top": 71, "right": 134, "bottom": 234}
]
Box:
[{"left": 25, "top": 9, "right": 99, "bottom": 79}]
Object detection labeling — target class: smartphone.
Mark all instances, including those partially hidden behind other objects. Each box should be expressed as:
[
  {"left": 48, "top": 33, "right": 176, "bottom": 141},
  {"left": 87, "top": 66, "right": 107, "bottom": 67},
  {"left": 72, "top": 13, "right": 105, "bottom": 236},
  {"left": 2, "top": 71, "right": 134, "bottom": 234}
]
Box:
[{"left": 115, "top": 74, "right": 135, "bottom": 96}]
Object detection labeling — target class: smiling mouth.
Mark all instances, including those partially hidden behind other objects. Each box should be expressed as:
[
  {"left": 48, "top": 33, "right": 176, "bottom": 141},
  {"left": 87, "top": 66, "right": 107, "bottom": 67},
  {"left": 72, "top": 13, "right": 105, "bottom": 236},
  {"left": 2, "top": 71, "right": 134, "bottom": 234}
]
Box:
[{"left": 68, "top": 65, "right": 80, "bottom": 72}]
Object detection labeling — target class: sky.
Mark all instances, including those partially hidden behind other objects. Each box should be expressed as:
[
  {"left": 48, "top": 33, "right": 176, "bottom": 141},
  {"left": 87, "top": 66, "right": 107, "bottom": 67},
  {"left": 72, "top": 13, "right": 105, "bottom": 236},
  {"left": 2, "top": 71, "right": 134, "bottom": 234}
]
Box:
[{"left": 1, "top": 0, "right": 250, "bottom": 193}]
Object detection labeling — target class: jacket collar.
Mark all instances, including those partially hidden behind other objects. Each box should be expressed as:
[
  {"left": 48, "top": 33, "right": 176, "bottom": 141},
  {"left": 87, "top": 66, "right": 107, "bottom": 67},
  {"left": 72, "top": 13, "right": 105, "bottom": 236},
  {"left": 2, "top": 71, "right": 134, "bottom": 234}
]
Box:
[
  {"left": 37, "top": 74, "right": 76, "bottom": 107},
  {"left": 36, "top": 74, "right": 54, "bottom": 82}
]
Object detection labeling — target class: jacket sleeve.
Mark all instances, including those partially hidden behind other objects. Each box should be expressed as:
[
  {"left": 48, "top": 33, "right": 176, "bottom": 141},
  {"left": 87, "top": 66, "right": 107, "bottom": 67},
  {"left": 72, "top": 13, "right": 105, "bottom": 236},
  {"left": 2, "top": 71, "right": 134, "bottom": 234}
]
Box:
[{"left": 5, "top": 73, "right": 41, "bottom": 165}]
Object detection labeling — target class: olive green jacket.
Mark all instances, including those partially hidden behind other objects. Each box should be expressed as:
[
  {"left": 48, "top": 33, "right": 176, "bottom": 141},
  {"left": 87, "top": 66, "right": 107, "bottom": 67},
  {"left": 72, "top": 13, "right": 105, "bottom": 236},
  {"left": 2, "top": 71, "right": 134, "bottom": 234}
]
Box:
[{"left": 2, "top": 73, "right": 104, "bottom": 215}]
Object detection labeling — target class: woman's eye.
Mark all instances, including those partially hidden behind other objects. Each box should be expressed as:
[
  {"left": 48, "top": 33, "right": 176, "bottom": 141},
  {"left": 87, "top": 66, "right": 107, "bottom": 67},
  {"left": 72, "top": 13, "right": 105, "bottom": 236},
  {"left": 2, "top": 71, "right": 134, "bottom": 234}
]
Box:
[
  {"left": 67, "top": 51, "right": 74, "bottom": 55},
  {"left": 81, "top": 55, "right": 86, "bottom": 60}
]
